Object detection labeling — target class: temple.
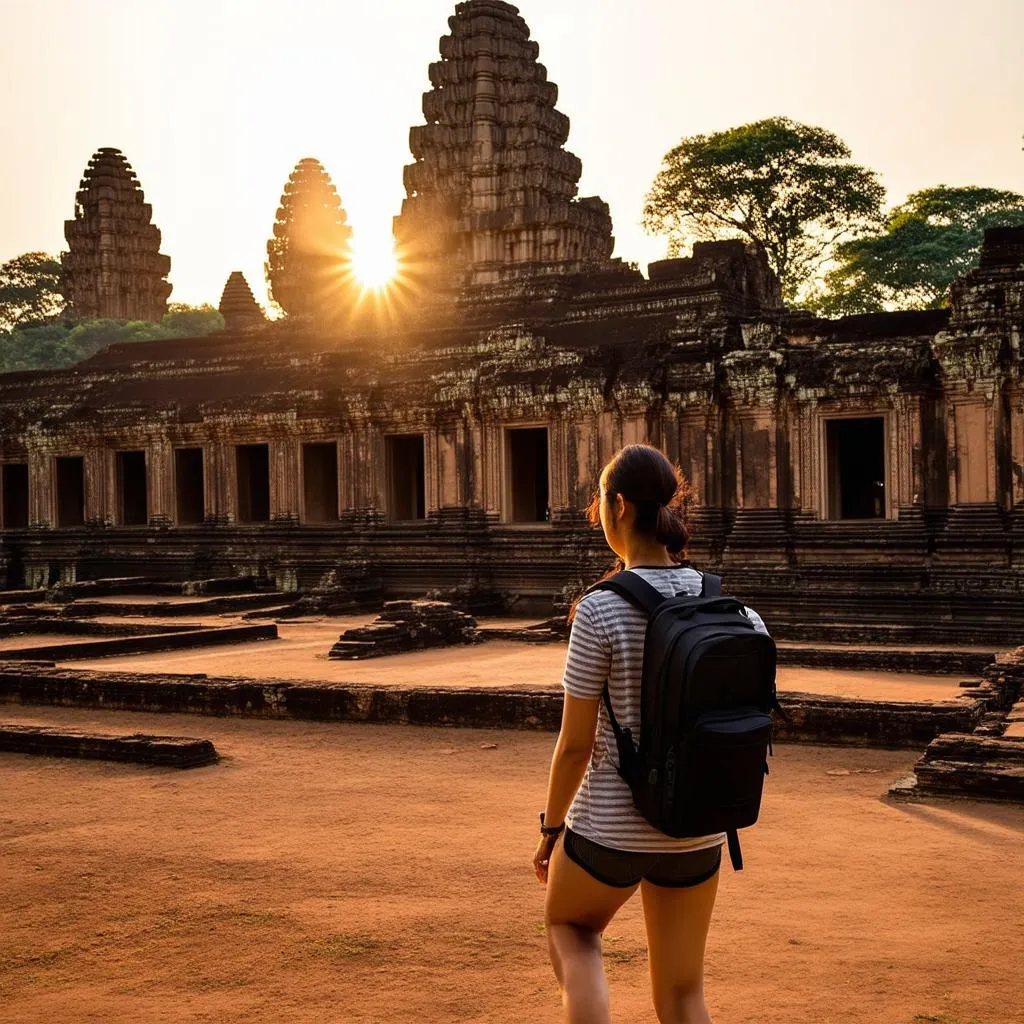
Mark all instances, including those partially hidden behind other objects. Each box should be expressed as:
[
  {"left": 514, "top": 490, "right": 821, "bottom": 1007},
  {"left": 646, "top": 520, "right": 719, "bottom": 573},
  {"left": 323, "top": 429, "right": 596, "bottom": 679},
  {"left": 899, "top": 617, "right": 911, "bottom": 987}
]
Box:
[
  {"left": 0, "top": 0, "right": 1022, "bottom": 646},
  {"left": 60, "top": 147, "right": 172, "bottom": 321},
  {"left": 266, "top": 158, "right": 356, "bottom": 318},
  {"left": 395, "top": 0, "right": 619, "bottom": 289},
  {"left": 218, "top": 271, "right": 265, "bottom": 330}
]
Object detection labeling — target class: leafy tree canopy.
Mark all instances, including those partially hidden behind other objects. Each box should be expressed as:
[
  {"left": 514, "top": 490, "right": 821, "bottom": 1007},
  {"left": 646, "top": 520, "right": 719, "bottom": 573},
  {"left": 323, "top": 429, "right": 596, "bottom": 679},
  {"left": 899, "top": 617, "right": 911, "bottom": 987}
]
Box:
[
  {"left": 163, "top": 303, "right": 225, "bottom": 337},
  {"left": 809, "top": 185, "right": 1024, "bottom": 316},
  {"left": 643, "top": 117, "right": 886, "bottom": 302},
  {"left": 0, "top": 303, "right": 225, "bottom": 374},
  {"left": 0, "top": 252, "right": 63, "bottom": 332}
]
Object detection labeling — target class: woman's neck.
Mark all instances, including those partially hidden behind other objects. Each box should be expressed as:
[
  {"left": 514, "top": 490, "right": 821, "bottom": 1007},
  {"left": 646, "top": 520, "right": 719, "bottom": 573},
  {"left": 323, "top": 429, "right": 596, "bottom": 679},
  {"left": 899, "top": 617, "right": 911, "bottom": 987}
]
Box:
[{"left": 621, "top": 538, "right": 675, "bottom": 569}]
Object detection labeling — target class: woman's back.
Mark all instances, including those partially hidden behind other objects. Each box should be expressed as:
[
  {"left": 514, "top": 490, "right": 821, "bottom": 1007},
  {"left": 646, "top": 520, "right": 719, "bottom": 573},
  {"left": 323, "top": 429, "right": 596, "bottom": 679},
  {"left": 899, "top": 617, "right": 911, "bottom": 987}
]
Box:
[{"left": 564, "top": 565, "right": 770, "bottom": 853}]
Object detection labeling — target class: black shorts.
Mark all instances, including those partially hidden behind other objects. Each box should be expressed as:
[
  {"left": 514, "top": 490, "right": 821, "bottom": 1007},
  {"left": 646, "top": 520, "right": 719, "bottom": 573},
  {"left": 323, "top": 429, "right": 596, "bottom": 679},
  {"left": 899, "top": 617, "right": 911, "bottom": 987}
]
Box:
[{"left": 562, "top": 827, "right": 722, "bottom": 889}]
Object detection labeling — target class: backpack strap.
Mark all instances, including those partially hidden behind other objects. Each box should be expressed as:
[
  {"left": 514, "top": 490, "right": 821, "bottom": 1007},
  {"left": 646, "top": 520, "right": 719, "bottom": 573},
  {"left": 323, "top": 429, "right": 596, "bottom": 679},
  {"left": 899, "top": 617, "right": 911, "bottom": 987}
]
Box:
[
  {"left": 700, "top": 571, "right": 722, "bottom": 597},
  {"left": 726, "top": 829, "right": 743, "bottom": 871},
  {"left": 588, "top": 571, "right": 666, "bottom": 618},
  {"left": 587, "top": 571, "right": 666, "bottom": 778}
]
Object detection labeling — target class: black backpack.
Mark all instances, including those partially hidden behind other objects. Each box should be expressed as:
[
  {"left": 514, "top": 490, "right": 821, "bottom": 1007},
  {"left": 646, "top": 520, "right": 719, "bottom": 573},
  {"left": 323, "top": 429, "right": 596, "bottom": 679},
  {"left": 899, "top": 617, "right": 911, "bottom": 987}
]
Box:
[{"left": 588, "top": 569, "right": 779, "bottom": 871}]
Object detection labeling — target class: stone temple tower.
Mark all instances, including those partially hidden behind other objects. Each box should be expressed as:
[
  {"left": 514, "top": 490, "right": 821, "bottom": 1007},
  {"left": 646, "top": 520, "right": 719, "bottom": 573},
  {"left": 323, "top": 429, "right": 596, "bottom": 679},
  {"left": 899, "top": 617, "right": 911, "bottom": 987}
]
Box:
[
  {"left": 218, "top": 271, "right": 265, "bottom": 331},
  {"left": 394, "top": 0, "right": 617, "bottom": 289},
  {"left": 266, "top": 158, "right": 356, "bottom": 319},
  {"left": 61, "top": 148, "right": 172, "bottom": 321}
]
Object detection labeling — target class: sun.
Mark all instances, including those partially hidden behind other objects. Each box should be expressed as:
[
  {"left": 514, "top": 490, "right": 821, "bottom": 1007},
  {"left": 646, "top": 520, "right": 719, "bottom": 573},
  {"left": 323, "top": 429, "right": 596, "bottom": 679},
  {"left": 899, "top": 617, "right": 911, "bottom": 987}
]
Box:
[{"left": 351, "top": 232, "right": 399, "bottom": 291}]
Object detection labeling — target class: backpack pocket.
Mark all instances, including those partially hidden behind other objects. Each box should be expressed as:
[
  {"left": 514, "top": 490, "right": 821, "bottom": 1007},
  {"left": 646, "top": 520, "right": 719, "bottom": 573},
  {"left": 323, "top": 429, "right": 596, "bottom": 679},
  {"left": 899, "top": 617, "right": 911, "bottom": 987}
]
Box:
[{"left": 675, "top": 708, "right": 772, "bottom": 836}]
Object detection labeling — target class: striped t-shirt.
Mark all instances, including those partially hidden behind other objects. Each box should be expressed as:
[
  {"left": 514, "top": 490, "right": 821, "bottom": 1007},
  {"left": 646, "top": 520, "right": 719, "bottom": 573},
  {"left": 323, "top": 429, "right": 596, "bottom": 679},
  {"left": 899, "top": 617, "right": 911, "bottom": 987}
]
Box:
[{"left": 562, "top": 566, "right": 771, "bottom": 853}]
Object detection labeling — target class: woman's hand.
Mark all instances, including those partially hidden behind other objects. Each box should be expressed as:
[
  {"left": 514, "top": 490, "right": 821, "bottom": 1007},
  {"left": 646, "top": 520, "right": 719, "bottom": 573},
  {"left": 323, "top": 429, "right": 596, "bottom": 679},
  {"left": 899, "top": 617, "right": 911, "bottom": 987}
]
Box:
[{"left": 533, "top": 833, "right": 558, "bottom": 884}]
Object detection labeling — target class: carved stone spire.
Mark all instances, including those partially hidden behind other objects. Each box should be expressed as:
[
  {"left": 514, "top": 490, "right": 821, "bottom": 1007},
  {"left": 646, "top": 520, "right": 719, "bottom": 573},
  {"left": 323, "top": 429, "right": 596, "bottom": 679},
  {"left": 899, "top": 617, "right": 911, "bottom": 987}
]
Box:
[
  {"left": 61, "top": 147, "right": 172, "bottom": 321},
  {"left": 394, "top": 0, "right": 616, "bottom": 289},
  {"left": 218, "top": 271, "right": 265, "bottom": 330},
  {"left": 266, "top": 158, "right": 356, "bottom": 318}
]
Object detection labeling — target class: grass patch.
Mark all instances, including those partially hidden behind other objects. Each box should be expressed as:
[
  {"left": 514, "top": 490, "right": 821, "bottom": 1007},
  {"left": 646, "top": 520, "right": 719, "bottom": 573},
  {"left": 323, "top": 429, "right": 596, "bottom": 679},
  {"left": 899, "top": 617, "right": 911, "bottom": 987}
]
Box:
[
  {"left": 303, "top": 932, "right": 384, "bottom": 961},
  {"left": 0, "top": 948, "right": 69, "bottom": 974},
  {"left": 603, "top": 936, "right": 646, "bottom": 965},
  {"left": 237, "top": 910, "right": 276, "bottom": 926},
  {"left": 190, "top": 977, "right": 254, "bottom": 994}
]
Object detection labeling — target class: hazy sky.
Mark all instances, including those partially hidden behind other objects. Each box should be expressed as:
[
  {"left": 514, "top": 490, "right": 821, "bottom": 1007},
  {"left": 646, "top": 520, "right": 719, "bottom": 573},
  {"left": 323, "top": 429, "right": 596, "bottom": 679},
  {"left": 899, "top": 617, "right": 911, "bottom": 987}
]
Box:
[{"left": 1, "top": 0, "right": 1022, "bottom": 308}]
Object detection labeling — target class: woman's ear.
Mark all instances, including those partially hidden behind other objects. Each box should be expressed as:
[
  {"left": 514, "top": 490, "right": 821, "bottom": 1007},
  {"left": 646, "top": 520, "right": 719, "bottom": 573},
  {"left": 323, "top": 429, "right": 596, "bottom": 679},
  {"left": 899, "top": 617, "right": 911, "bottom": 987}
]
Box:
[{"left": 615, "top": 493, "right": 626, "bottom": 522}]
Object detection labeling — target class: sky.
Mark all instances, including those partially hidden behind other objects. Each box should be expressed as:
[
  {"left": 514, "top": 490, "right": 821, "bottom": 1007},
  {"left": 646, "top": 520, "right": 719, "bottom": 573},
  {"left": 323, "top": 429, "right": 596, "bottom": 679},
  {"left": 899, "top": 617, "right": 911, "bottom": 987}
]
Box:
[{"left": 1, "top": 0, "right": 1022, "bottom": 309}]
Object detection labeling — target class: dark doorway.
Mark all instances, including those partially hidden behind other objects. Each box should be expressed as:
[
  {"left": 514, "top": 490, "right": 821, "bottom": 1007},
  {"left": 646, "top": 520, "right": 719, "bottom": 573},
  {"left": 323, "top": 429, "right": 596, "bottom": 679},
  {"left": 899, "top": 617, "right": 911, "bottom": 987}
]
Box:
[
  {"left": 826, "top": 417, "right": 886, "bottom": 519},
  {"left": 508, "top": 427, "right": 550, "bottom": 523},
  {"left": 386, "top": 435, "right": 426, "bottom": 521},
  {"left": 175, "top": 448, "right": 205, "bottom": 525},
  {"left": 236, "top": 444, "right": 270, "bottom": 523},
  {"left": 116, "top": 451, "right": 148, "bottom": 526},
  {"left": 2, "top": 464, "right": 29, "bottom": 529},
  {"left": 56, "top": 456, "right": 85, "bottom": 527},
  {"left": 303, "top": 443, "right": 339, "bottom": 523}
]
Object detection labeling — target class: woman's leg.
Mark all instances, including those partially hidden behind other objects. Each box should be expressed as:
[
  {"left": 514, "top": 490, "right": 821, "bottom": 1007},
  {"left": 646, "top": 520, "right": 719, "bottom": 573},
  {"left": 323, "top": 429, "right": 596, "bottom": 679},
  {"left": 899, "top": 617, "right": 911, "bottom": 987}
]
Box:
[
  {"left": 640, "top": 870, "right": 720, "bottom": 1024},
  {"left": 544, "top": 838, "right": 639, "bottom": 1024}
]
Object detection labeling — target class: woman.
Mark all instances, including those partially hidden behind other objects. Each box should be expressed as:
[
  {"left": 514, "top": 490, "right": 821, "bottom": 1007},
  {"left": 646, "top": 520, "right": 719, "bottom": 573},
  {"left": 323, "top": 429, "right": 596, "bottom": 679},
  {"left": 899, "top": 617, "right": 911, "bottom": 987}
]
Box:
[{"left": 533, "top": 444, "right": 769, "bottom": 1024}]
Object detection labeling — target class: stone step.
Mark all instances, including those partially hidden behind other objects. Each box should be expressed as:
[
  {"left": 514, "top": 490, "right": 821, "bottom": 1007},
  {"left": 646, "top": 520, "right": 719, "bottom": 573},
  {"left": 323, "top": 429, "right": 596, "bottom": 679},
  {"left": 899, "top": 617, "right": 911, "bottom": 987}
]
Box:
[
  {"left": 0, "top": 723, "right": 217, "bottom": 768},
  {"left": 0, "top": 624, "right": 277, "bottom": 662},
  {"left": 894, "top": 733, "right": 1024, "bottom": 803}
]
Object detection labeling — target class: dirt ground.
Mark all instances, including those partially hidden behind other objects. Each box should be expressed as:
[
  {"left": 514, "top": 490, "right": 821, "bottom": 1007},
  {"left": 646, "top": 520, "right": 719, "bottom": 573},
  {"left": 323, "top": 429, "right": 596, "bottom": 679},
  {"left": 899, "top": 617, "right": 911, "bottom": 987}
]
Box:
[
  {"left": 1, "top": 707, "right": 1021, "bottom": 1024},
  {"left": 65, "top": 622, "right": 967, "bottom": 702}
]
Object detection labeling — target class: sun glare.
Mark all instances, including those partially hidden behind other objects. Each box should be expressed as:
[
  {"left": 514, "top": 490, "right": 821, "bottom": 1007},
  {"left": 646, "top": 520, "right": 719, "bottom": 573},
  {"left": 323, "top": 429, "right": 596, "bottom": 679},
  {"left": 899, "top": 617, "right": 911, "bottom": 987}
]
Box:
[{"left": 352, "top": 232, "right": 399, "bottom": 291}]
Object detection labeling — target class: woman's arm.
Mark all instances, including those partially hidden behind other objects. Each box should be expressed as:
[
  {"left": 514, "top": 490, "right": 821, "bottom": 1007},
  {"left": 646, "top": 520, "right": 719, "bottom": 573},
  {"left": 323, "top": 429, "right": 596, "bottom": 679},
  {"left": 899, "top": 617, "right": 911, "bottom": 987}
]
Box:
[
  {"left": 533, "top": 693, "right": 603, "bottom": 884},
  {"left": 543, "top": 693, "right": 601, "bottom": 828},
  {"left": 533, "top": 597, "right": 611, "bottom": 883}
]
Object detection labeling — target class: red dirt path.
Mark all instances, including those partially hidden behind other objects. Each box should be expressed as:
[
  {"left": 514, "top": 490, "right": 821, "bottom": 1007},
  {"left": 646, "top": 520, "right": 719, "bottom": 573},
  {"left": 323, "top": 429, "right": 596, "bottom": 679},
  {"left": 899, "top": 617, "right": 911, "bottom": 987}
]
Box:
[
  {"left": 1, "top": 706, "right": 1021, "bottom": 1024},
  {"left": 66, "top": 621, "right": 966, "bottom": 702}
]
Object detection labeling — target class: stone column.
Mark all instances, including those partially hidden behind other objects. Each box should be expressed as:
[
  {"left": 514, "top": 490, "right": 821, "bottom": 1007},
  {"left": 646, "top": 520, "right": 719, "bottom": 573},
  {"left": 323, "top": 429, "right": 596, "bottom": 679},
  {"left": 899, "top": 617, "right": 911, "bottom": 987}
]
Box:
[
  {"left": 269, "top": 438, "right": 300, "bottom": 523},
  {"left": 27, "top": 449, "right": 53, "bottom": 529},
  {"left": 548, "top": 416, "right": 570, "bottom": 516},
  {"left": 481, "top": 421, "right": 504, "bottom": 519},
  {"left": 147, "top": 436, "right": 174, "bottom": 526},
  {"left": 83, "top": 446, "right": 109, "bottom": 526},
  {"left": 1012, "top": 384, "right": 1024, "bottom": 510},
  {"left": 436, "top": 426, "right": 460, "bottom": 510},
  {"left": 338, "top": 429, "right": 358, "bottom": 516},
  {"left": 209, "top": 434, "right": 234, "bottom": 524}
]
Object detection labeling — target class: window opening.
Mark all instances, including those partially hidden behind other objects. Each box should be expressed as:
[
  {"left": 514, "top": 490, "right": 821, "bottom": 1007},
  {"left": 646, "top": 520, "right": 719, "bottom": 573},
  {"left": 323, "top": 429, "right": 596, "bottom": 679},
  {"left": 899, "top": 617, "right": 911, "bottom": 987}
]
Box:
[
  {"left": 1, "top": 464, "right": 29, "bottom": 529},
  {"left": 235, "top": 444, "right": 270, "bottom": 523},
  {"left": 386, "top": 435, "right": 426, "bottom": 521},
  {"left": 116, "top": 451, "right": 148, "bottom": 526},
  {"left": 302, "top": 443, "right": 339, "bottom": 523},
  {"left": 826, "top": 417, "right": 886, "bottom": 519},
  {"left": 56, "top": 456, "right": 85, "bottom": 527},
  {"left": 175, "top": 448, "right": 204, "bottom": 525},
  {"left": 508, "top": 427, "right": 550, "bottom": 523}
]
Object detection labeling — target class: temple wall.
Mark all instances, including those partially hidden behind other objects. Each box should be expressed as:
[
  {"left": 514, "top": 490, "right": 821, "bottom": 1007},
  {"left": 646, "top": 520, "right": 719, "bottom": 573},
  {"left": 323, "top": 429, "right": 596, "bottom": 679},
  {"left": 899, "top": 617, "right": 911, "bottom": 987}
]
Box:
[{"left": 4, "top": 382, "right": 1020, "bottom": 534}]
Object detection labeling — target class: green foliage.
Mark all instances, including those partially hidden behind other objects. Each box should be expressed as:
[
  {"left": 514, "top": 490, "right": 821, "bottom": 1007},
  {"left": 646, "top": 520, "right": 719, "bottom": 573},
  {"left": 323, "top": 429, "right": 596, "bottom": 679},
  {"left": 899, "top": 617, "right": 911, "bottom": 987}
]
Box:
[
  {"left": 0, "top": 252, "right": 64, "bottom": 332},
  {"left": 643, "top": 116, "right": 886, "bottom": 302},
  {"left": 162, "top": 303, "right": 225, "bottom": 336},
  {"left": 0, "top": 303, "right": 225, "bottom": 374},
  {"left": 810, "top": 185, "right": 1024, "bottom": 315}
]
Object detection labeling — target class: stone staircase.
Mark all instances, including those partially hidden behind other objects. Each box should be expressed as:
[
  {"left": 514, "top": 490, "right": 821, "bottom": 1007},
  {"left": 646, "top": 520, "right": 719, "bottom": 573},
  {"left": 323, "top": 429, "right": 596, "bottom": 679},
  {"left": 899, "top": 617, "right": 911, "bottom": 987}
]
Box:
[{"left": 892, "top": 647, "right": 1024, "bottom": 802}]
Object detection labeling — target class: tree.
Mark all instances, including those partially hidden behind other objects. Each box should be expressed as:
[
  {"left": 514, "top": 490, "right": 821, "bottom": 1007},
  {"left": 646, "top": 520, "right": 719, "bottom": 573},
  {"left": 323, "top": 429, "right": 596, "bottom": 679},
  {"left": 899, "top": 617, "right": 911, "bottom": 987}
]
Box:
[
  {"left": 0, "top": 252, "right": 64, "bottom": 331},
  {"left": 811, "top": 185, "right": 1024, "bottom": 315},
  {"left": 162, "top": 303, "right": 225, "bottom": 336},
  {"left": 643, "top": 117, "right": 885, "bottom": 302},
  {"left": 0, "top": 305, "right": 225, "bottom": 374}
]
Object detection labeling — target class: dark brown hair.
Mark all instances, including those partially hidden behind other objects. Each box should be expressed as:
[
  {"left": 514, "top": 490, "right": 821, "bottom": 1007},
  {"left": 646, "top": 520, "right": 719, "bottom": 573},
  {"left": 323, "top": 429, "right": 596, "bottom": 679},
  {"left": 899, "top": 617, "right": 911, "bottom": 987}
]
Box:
[
  {"left": 570, "top": 444, "right": 694, "bottom": 620},
  {"left": 586, "top": 444, "right": 693, "bottom": 555}
]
